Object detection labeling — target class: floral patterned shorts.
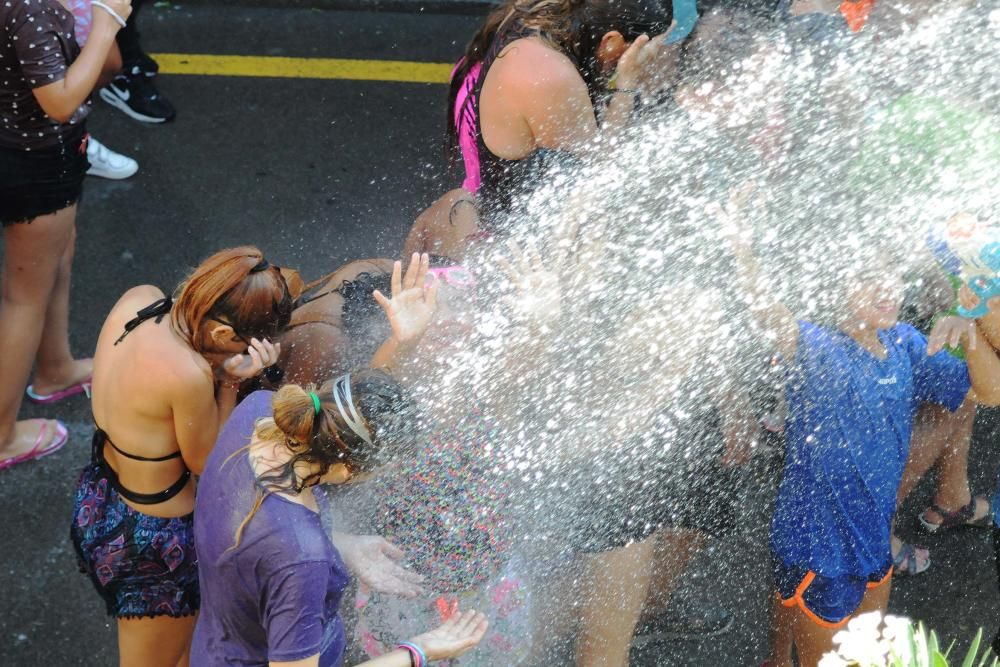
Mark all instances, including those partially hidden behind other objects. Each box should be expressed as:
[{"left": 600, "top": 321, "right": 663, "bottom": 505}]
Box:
[{"left": 69, "top": 463, "right": 199, "bottom": 619}]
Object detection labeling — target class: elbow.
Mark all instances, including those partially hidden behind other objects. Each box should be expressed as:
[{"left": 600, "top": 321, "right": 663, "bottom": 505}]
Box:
[
  {"left": 974, "top": 386, "right": 1000, "bottom": 407},
  {"left": 43, "top": 106, "right": 76, "bottom": 124}
]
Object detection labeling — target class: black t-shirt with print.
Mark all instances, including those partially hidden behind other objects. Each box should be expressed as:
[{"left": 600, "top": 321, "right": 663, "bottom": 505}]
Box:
[{"left": 0, "top": 0, "right": 89, "bottom": 151}]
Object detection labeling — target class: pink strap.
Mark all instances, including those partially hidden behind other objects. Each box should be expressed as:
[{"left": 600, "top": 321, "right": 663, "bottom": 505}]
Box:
[{"left": 452, "top": 61, "right": 483, "bottom": 194}]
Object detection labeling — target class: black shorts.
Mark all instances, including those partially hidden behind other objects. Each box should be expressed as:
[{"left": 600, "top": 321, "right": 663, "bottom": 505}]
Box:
[
  {"left": 527, "top": 409, "right": 741, "bottom": 555},
  {"left": 0, "top": 129, "right": 89, "bottom": 226}
]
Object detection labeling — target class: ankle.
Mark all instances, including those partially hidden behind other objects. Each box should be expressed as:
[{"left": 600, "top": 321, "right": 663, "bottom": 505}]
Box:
[{"left": 934, "top": 491, "right": 973, "bottom": 511}]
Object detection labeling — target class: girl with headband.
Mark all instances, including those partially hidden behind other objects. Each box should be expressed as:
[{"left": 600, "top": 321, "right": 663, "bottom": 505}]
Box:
[
  {"left": 190, "top": 253, "right": 488, "bottom": 666},
  {"left": 70, "top": 247, "right": 290, "bottom": 667}
]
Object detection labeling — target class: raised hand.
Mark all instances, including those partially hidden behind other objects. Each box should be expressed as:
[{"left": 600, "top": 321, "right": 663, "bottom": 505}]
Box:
[
  {"left": 409, "top": 609, "right": 489, "bottom": 661},
  {"left": 222, "top": 338, "right": 280, "bottom": 381},
  {"left": 373, "top": 253, "right": 439, "bottom": 345},
  {"left": 333, "top": 534, "right": 424, "bottom": 599},
  {"left": 499, "top": 240, "right": 562, "bottom": 328}
]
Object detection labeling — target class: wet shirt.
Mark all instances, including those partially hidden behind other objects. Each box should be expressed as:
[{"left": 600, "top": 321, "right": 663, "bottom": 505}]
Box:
[
  {"left": 0, "top": 0, "right": 90, "bottom": 151},
  {"left": 191, "top": 391, "right": 350, "bottom": 667},
  {"left": 771, "top": 322, "right": 969, "bottom": 579}
]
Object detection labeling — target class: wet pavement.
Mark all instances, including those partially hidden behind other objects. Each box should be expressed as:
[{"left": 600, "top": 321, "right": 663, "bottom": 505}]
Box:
[{"left": 1, "top": 4, "right": 999, "bottom": 666}]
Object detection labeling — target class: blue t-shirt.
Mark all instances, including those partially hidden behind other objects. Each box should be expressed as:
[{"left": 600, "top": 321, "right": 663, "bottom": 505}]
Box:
[
  {"left": 771, "top": 322, "right": 970, "bottom": 579},
  {"left": 191, "top": 391, "right": 350, "bottom": 667}
]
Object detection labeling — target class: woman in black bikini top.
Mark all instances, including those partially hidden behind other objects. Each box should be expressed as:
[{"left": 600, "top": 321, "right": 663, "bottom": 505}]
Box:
[{"left": 70, "top": 246, "right": 292, "bottom": 667}]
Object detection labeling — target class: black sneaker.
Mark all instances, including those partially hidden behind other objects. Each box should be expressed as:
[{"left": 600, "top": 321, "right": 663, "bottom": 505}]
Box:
[
  {"left": 134, "top": 51, "right": 159, "bottom": 78},
  {"left": 633, "top": 599, "right": 734, "bottom": 645},
  {"left": 99, "top": 68, "right": 175, "bottom": 123}
]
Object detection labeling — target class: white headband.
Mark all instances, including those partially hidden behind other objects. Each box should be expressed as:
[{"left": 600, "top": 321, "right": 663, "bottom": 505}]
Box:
[{"left": 332, "top": 374, "right": 374, "bottom": 446}]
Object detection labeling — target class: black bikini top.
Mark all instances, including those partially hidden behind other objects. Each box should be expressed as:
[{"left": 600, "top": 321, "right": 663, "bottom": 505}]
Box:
[
  {"left": 114, "top": 296, "right": 172, "bottom": 345},
  {"left": 96, "top": 296, "right": 190, "bottom": 505}
]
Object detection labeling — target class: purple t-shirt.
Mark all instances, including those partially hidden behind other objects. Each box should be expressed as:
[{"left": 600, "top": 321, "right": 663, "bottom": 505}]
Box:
[{"left": 191, "top": 391, "right": 350, "bottom": 667}]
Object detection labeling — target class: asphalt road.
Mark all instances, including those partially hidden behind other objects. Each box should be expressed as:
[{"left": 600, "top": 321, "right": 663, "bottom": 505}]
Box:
[{"left": 1, "top": 4, "right": 999, "bottom": 666}]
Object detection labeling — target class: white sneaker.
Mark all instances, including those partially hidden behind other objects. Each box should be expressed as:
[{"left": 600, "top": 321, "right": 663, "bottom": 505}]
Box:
[{"left": 86, "top": 137, "right": 139, "bottom": 180}]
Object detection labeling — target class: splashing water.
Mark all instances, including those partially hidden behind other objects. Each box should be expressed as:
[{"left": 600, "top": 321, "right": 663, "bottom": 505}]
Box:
[{"left": 326, "top": 2, "right": 1000, "bottom": 664}]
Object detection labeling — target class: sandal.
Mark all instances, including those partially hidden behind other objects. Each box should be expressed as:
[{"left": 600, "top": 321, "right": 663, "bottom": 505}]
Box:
[
  {"left": 892, "top": 541, "right": 931, "bottom": 576},
  {"left": 25, "top": 362, "right": 92, "bottom": 404},
  {"left": 0, "top": 420, "right": 68, "bottom": 471},
  {"left": 918, "top": 497, "right": 992, "bottom": 533}
]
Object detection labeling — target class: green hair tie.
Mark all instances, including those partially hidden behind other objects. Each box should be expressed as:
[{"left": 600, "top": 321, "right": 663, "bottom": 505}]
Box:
[{"left": 309, "top": 391, "right": 321, "bottom": 416}]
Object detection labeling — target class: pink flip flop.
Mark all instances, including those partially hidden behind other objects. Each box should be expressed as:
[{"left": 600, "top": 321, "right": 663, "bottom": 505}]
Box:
[
  {"left": 25, "top": 377, "right": 92, "bottom": 404},
  {"left": 0, "top": 420, "right": 69, "bottom": 471}
]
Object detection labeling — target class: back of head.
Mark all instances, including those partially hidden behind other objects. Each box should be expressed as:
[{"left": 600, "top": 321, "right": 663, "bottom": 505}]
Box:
[
  {"left": 261, "top": 370, "right": 413, "bottom": 491},
  {"left": 172, "top": 247, "right": 294, "bottom": 354}
]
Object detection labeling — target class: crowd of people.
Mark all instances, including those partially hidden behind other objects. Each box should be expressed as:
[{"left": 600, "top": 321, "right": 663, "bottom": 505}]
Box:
[{"left": 2, "top": 0, "right": 1000, "bottom": 666}]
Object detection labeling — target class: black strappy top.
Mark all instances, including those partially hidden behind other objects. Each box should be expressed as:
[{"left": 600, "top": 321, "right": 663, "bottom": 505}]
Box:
[
  {"left": 471, "top": 21, "right": 581, "bottom": 230},
  {"left": 95, "top": 296, "right": 191, "bottom": 505}
]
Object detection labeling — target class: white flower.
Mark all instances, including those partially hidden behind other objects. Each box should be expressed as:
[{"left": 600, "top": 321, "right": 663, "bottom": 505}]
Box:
[
  {"left": 818, "top": 651, "right": 852, "bottom": 667},
  {"left": 830, "top": 612, "right": 891, "bottom": 666}
]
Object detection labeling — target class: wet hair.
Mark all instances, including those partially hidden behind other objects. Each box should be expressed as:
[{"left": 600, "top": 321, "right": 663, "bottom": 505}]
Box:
[
  {"left": 338, "top": 271, "right": 393, "bottom": 342},
  {"left": 232, "top": 370, "right": 412, "bottom": 548},
  {"left": 172, "top": 246, "right": 293, "bottom": 354},
  {"left": 446, "top": 0, "right": 672, "bottom": 158}
]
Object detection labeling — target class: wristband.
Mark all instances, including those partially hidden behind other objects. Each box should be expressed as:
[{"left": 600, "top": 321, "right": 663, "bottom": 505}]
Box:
[
  {"left": 92, "top": 1, "right": 127, "bottom": 28},
  {"left": 397, "top": 642, "right": 426, "bottom": 667},
  {"left": 613, "top": 88, "right": 642, "bottom": 96}
]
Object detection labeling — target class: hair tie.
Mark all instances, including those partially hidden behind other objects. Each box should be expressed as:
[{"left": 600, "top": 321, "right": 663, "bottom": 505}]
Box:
[
  {"left": 250, "top": 257, "right": 270, "bottom": 273},
  {"left": 309, "top": 391, "right": 321, "bottom": 416}
]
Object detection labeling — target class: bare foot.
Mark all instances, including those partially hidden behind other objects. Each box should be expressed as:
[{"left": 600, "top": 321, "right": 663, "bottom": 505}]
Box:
[
  {"left": 30, "top": 357, "right": 93, "bottom": 396},
  {"left": 0, "top": 419, "right": 64, "bottom": 463}
]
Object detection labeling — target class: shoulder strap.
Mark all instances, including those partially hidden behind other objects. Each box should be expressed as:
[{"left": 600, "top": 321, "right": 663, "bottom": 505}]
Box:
[{"left": 114, "top": 296, "right": 173, "bottom": 346}]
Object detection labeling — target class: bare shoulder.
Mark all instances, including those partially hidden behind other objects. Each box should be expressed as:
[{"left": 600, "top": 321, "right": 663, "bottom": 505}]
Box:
[
  {"left": 492, "top": 37, "right": 584, "bottom": 90},
  {"left": 112, "top": 285, "right": 167, "bottom": 313}
]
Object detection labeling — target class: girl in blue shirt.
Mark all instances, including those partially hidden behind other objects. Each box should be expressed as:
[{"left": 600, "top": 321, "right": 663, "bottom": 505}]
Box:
[{"left": 722, "top": 202, "right": 1000, "bottom": 667}]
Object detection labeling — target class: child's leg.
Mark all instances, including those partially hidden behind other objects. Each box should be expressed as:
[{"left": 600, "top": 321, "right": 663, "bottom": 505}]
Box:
[
  {"left": 925, "top": 401, "right": 982, "bottom": 517},
  {"left": 896, "top": 402, "right": 958, "bottom": 506},
  {"left": 789, "top": 612, "right": 843, "bottom": 667},
  {"left": 575, "top": 535, "right": 656, "bottom": 667},
  {"left": 766, "top": 593, "right": 796, "bottom": 667},
  {"left": 642, "top": 528, "right": 706, "bottom": 615}
]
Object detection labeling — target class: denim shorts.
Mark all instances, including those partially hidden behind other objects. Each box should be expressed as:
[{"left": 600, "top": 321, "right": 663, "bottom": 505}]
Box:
[{"left": 0, "top": 128, "right": 89, "bottom": 226}]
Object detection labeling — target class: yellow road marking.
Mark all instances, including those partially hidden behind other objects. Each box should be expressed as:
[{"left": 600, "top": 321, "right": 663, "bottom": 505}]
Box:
[{"left": 151, "top": 53, "right": 452, "bottom": 84}]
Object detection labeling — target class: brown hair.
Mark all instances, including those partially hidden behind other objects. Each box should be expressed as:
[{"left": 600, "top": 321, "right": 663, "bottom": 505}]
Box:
[
  {"left": 446, "top": 0, "right": 672, "bottom": 158},
  {"left": 231, "top": 370, "right": 411, "bottom": 548},
  {"left": 172, "top": 246, "right": 293, "bottom": 354}
]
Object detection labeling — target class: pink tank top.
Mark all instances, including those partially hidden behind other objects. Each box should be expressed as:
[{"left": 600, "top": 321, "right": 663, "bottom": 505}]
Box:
[{"left": 452, "top": 60, "right": 483, "bottom": 194}]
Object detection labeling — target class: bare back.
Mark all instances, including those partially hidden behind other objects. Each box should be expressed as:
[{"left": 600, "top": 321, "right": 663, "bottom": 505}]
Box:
[
  {"left": 279, "top": 259, "right": 394, "bottom": 386},
  {"left": 91, "top": 285, "right": 214, "bottom": 518}
]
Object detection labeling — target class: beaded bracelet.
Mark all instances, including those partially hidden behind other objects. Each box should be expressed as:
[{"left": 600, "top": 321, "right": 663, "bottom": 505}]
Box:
[{"left": 397, "top": 642, "right": 427, "bottom": 667}]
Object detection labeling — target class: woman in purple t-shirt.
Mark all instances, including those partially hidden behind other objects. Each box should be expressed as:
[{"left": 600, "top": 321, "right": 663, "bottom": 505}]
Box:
[
  {"left": 0, "top": 0, "right": 129, "bottom": 469},
  {"left": 193, "top": 255, "right": 489, "bottom": 667}
]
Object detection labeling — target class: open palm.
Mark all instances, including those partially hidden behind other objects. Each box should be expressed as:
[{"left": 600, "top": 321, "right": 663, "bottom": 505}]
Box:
[
  {"left": 409, "top": 610, "right": 489, "bottom": 661},
  {"left": 373, "top": 253, "right": 438, "bottom": 345}
]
